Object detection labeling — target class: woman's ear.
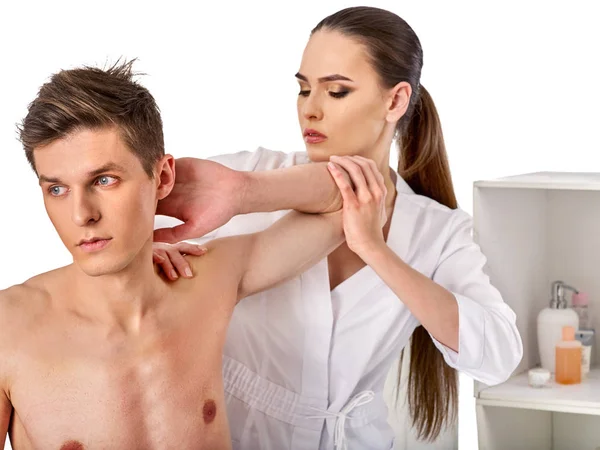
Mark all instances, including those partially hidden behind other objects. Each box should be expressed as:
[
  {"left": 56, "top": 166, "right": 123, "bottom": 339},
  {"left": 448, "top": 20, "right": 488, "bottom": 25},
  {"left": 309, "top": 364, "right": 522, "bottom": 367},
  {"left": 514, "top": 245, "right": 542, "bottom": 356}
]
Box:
[
  {"left": 155, "top": 155, "right": 176, "bottom": 201},
  {"left": 386, "top": 81, "right": 412, "bottom": 123}
]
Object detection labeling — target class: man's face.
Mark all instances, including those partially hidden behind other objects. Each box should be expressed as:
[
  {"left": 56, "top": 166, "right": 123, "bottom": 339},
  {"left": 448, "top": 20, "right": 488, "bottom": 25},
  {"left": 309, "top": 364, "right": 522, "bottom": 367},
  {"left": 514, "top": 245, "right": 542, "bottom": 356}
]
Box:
[{"left": 34, "top": 127, "right": 165, "bottom": 276}]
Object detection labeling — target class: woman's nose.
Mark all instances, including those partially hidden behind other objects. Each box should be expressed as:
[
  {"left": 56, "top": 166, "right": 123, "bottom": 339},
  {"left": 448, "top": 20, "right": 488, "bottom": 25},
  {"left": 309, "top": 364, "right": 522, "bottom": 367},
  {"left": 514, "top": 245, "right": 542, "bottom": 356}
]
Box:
[{"left": 301, "top": 93, "right": 324, "bottom": 121}]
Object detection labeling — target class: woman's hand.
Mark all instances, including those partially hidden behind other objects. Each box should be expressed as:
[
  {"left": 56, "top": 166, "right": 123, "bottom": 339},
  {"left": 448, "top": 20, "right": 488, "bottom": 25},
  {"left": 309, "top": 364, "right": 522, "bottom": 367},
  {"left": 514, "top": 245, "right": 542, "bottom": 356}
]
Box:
[
  {"left": 153, "top": 241, "right": 207, "bottom": 280},
  {"left": 327, "top": 155, "right": 388, "bottom": 257},
  {"left": 154, "top": 158, "right": 246, "bottom": 243}
]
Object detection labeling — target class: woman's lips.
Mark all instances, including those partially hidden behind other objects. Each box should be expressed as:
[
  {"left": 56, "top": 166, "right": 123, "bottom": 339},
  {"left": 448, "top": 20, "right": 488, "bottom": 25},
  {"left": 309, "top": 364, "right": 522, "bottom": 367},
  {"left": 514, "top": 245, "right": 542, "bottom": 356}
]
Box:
[
  {"left": 304, "top": 129, "right": 327, "bottom": 144},
  {"left": 305, "top": 135, "right": 327, "bottom": 144}
]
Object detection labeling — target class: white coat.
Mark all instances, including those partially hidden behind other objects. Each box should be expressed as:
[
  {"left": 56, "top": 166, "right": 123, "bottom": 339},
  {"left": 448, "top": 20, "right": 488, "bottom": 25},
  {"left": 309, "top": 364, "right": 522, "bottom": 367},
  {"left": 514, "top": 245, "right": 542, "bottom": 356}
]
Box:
[{"left": 179, "top": 148, "right": 522, "bottom": 450}]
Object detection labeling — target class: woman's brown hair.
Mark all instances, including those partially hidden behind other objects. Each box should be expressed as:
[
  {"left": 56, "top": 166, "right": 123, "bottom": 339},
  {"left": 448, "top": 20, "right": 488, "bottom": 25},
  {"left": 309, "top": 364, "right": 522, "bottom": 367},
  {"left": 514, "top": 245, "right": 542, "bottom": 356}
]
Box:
[{"left": 313, "top": 7, "right": 458, "bottom": 441}]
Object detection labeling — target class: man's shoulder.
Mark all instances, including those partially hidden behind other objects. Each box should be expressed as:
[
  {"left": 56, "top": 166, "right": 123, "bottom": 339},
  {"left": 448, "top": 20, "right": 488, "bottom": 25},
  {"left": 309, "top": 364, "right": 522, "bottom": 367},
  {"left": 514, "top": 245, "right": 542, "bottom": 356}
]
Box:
[
  {"left": 0, "top": 268, "right": 67, "bottom": 331},
  {"left": 186, "top": 236, "right": 250, "bottom": 280},
  {"left": 0, "top": 283, "right": 44, "bottom": 325},
  {"left": 176, "top": 237, "right": 252, "bottom": 301}
]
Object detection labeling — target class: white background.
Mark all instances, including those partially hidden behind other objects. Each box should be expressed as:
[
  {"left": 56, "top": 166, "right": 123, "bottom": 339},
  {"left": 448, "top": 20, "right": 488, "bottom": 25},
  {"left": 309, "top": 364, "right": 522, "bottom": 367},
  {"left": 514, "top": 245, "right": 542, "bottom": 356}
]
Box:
[{"left": 1, "top": 1, "right": 599, "bottom": 449}]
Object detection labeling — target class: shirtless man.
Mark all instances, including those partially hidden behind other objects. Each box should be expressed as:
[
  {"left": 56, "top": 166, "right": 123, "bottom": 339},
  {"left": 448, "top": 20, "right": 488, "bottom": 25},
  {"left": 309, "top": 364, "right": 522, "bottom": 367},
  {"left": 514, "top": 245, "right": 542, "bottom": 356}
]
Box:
[{"left": 0, "top": 61, "right": 387, "bottom": 449}]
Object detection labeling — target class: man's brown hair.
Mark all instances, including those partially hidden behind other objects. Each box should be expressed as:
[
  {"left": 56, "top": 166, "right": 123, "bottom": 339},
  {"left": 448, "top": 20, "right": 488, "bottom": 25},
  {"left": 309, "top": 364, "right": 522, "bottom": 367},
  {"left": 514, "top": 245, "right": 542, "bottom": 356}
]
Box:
[{"left": 18, "top": 59, "right": 164, "bottom": 177}]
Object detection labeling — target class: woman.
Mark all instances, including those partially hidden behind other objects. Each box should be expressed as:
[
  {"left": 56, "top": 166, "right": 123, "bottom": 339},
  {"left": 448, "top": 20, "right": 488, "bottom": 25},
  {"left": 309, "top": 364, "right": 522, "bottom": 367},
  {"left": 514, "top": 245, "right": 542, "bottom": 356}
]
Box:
[{"left": 154, "top": 6, "right": 522, "bottom": 450}]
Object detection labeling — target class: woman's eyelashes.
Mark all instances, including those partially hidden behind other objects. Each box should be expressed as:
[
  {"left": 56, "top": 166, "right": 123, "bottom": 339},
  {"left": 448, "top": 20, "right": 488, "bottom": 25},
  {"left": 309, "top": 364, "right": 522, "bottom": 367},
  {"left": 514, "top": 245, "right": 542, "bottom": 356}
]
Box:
[
  {"left": 297, "top": 88, "right": 351, "bottom": 99},
  {"left": 329, "top": 90, "right": 350, "bottom": 99}
]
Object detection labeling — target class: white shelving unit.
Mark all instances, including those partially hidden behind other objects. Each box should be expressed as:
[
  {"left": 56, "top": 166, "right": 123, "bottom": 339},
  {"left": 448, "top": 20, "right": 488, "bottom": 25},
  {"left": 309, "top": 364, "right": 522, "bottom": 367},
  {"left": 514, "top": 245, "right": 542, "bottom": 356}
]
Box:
[{"left": 473, "top": 172, "right": 600, "bottom": 450}]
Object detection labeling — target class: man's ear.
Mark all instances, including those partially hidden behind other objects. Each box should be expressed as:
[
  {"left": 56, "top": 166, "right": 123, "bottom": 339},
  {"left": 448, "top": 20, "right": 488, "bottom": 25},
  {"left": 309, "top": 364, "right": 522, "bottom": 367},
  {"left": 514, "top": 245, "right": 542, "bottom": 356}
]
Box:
[
  {"left": 386, "top": 81, "right": 412, "bottom": 123},
  {"left": 155, "top": 155, "right": 175, "bottom": 200}
]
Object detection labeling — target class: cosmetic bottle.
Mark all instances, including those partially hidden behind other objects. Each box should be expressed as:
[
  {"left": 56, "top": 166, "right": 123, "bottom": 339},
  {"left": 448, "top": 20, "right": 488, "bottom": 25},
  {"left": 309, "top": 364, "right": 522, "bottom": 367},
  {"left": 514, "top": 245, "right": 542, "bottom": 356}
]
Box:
[
  {"left": 537, "top": 281, "right": 579, "bottom": 372},
  {"left": 555, "top": 325, "right": 582, "bottom": 385},
  {"left": 572, "top": 292, "right": 592, "bottom": 329},
  {"left": 575, "top": 329, "right": 595, "bottom": 378}
]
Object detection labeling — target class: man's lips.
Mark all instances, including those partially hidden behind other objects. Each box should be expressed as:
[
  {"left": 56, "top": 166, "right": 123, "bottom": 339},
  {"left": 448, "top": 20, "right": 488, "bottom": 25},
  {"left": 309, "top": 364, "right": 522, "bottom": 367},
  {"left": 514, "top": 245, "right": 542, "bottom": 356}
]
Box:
[
  {"left": 78, "top": 237, "right": 111, "bottom": 246},
  {"left": 78, "top": 237, "right": 112, "bottom": 252}
]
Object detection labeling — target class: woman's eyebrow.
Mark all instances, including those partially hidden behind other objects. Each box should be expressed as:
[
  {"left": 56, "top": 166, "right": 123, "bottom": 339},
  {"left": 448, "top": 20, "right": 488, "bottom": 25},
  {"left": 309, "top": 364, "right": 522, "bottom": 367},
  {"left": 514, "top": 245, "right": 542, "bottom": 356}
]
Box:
[{"left": 295, "top": 72, "right": 354, "bottom": 83}]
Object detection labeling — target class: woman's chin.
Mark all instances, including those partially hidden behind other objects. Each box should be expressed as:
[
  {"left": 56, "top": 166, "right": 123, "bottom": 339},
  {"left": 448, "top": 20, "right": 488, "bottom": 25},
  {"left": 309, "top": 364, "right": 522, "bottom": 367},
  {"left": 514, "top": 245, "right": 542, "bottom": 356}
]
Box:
[{"left": 306, "top": 145, "right": 334, "bottom": 162}]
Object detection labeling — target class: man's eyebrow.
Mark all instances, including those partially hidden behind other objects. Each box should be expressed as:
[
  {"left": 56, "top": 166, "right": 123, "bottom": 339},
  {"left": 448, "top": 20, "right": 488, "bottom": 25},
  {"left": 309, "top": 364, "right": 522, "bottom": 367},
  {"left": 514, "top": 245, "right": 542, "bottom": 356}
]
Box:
[
  {"left": 295, "top": 72, "right": 354, "bottom": 83},
  {"left": 86, "top": 162, "right": 127, "bottom": 178},
  {"left": 38, "top": 162, "right": 127, "bottom": 185}
]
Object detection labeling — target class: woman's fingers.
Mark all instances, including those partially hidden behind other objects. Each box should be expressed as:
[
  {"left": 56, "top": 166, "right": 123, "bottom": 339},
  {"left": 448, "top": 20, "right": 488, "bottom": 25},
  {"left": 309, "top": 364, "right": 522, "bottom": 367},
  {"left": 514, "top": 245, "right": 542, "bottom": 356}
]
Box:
[
  {"left": 355, "top": 155, "right": 387, "bottom": 197},
  {"left": 154, "top": 250, "right": 178, "bottom": 280},
  {"left": 173, "top": 242, "right": 208, "bottom": 257},
  {"left": 330, "top": 155, "right": 371, "bottom": 202},
  {"left": 350, "top": 156, "right": 386, "bottom": 202},
  {"left": 328, "top": 162, "right": 358, "bottom": 206},
  {"left": 165, "top": 248, "right": 194, "bottom": 279},
  {"left": 152, "top": 242, "right": 208, "bottom": 280}
]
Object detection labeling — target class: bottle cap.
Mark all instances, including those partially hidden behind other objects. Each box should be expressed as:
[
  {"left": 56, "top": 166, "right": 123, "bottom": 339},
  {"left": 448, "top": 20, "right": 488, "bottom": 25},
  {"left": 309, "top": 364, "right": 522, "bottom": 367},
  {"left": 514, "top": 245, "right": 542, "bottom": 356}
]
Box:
[
  {"left": 572, "top": 292, "right": 589, "bottom": 306},
  {"left": 562, "top": 325, "right": 575, "bottom": 341}
]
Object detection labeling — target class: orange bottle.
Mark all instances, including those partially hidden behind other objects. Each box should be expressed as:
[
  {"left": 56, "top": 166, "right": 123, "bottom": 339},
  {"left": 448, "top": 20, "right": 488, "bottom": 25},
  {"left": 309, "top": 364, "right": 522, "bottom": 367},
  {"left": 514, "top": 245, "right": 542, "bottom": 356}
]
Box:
[{"left": 555, "top": 325, "right": 582, "bottom": 384}]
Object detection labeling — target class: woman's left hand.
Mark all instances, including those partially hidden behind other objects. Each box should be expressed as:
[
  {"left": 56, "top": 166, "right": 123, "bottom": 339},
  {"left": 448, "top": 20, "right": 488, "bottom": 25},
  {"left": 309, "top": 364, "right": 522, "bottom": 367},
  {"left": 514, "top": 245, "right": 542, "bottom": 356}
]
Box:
[
  {"left": 153, "top": 241, "right": 208, "bottom": 280},
  {"left": 327, "top": 155, "right": 388, "bottom": 257}
]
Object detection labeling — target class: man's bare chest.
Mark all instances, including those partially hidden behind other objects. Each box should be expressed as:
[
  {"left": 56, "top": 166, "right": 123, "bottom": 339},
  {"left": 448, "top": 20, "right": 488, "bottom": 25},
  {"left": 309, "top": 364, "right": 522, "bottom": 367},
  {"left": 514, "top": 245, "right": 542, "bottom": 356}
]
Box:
[{"left": 8, "top": 313, "right": 230, "bottom": 449}]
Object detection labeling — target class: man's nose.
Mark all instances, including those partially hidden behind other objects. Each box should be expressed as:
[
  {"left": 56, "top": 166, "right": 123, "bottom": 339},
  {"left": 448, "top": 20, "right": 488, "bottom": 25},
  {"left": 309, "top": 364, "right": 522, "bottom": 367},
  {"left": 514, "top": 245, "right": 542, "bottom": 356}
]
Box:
[{"left": 71, "top": 190, "right": 101, "bottom": 226}]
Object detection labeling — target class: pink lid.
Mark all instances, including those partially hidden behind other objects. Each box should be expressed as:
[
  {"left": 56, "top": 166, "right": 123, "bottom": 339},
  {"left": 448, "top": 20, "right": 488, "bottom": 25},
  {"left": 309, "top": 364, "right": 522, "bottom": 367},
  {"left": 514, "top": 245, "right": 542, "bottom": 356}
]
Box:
[{"left": 572, "top": 292, "right": 588, "bottom": 306}]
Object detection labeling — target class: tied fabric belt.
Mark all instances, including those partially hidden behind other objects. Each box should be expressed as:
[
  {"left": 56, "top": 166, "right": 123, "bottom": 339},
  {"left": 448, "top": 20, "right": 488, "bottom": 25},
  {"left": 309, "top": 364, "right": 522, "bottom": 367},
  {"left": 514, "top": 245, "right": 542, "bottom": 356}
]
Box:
[
  {"left": 223, "top": 356, "right": 382, "bottom": 446},
  {"left": 307, "top": 390, "right": 375, "bottom": 450}
]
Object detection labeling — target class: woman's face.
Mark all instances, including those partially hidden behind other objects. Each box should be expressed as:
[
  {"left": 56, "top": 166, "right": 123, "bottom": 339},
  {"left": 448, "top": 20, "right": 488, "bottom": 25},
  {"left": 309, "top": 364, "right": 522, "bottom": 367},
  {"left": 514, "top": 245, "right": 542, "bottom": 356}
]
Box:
[{"left": 296, "top": 30, "right": 396, "bottom": 163}]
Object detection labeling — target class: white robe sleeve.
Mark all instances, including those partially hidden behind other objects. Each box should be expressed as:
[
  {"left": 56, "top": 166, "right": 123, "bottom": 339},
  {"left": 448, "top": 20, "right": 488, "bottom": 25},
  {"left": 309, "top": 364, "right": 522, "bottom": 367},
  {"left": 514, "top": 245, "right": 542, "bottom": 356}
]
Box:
[
  {"left": 428, "top": 208, "right": 523, "bottom": 386},
  {"left": 207, "top": 147, "right": 308, "bottom": 171}
]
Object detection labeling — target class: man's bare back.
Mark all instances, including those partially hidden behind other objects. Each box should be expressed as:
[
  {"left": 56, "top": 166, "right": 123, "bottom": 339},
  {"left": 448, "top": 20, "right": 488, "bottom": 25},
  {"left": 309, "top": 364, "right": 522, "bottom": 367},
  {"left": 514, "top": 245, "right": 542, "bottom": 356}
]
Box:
[{"left": 1, "top": 250, "right": 241, "bottom": 450}]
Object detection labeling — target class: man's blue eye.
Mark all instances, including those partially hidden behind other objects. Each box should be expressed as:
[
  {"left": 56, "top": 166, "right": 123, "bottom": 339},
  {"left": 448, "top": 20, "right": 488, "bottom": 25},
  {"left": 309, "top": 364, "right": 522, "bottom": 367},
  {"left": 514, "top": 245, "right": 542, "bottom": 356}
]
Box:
[
  {"left": 97, "top": 176, "right": 117, "bottom": 186},
  {"left": 49, "top": 186, "right": 66, "bottom": 196}
]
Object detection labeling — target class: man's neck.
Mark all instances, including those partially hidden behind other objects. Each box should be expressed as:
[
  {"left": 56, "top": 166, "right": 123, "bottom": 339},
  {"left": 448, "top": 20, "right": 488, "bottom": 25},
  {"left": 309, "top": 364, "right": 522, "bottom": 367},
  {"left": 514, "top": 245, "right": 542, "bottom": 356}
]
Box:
[{"left": 67, "top": 245, "right": 170, "bottom": 334}]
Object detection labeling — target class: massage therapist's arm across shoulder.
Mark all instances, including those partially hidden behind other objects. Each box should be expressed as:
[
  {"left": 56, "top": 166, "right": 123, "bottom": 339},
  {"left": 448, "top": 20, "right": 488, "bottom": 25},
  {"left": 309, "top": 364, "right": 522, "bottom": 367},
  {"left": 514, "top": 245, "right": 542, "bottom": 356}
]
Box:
[{"left": 154, "top": 158, "right": 342, "bottom": 244}]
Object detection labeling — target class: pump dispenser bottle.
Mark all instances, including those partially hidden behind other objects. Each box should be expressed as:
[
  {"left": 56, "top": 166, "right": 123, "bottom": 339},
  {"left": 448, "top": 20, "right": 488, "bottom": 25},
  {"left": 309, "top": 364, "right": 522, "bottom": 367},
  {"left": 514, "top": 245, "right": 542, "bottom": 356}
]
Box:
[{"left": 537, "top": 281, "right": 580, "bottom": 372}]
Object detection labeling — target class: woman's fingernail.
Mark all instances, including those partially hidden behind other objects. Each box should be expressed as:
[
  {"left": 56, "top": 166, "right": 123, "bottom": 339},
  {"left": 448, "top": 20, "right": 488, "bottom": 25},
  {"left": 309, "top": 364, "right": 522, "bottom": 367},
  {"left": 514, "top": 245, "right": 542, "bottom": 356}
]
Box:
[
  {"left": 328, "top": 162, "right": 337, "bottom": 170},
  {"left": 197, "top": 245, "right": 207, "bottom": 252},
  {"left": 155, "top": 254, "right": 165, "bottom": 261},
  {"left": 185, "top": 268, "right": 193, "bottom": 277},
  {"left": 171, "top": 270, "right": 178, "bottom": 279}
]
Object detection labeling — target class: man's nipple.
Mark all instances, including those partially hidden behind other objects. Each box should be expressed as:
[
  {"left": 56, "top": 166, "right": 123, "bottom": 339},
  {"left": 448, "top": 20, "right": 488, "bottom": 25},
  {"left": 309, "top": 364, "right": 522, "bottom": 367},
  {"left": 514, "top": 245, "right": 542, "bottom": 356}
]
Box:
[
  {"left": 60, "top": 441, "right": 84, "bottom": 450},
  {"left": 203, "top": 399, "right": 217, "bottom": 424}
]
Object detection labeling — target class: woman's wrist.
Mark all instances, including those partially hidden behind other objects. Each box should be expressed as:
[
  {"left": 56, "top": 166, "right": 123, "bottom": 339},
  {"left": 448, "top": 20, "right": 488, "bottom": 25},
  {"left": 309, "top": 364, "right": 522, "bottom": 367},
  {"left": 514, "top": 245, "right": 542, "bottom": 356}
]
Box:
[{"left": 355, "top": 239, "right": 390, "bottom": 266}]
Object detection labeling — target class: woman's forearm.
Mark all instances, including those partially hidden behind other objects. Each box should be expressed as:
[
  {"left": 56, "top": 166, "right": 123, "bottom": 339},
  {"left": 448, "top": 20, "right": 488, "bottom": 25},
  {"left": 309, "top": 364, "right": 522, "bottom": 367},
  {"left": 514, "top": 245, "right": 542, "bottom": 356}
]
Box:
[
  {"left": 362, "top": 244, "right": 459, "bottom": 351},
  {"left": 239, "top": 162, "right": 341, "bottom": 214}
]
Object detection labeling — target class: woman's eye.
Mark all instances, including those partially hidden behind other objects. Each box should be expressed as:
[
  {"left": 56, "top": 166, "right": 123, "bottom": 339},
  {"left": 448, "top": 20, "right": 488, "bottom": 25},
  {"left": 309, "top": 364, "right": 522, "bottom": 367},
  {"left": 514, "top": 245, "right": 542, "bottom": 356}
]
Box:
[
  {"left": 298, "top": 90, "right": 311, "bottom": 97},
  {"left": 49, "top": 186, "right": 67, "bottom": 196},
  {"left": 329, "top": 90, "right": 350, "bottom": 99},
  {"left": 96, "top": 176, "right": 117, "bottom": 186}
]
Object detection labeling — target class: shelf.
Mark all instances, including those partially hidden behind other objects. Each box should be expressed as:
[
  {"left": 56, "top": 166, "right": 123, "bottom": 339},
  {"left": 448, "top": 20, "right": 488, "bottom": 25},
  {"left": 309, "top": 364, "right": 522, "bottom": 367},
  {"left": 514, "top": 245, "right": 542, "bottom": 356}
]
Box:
[
  {"left": 477, "top": 367, "right": 600, "bottom": 415},
  {"left": 474, "top": 171, "right": 600, "bottom": 191}
]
